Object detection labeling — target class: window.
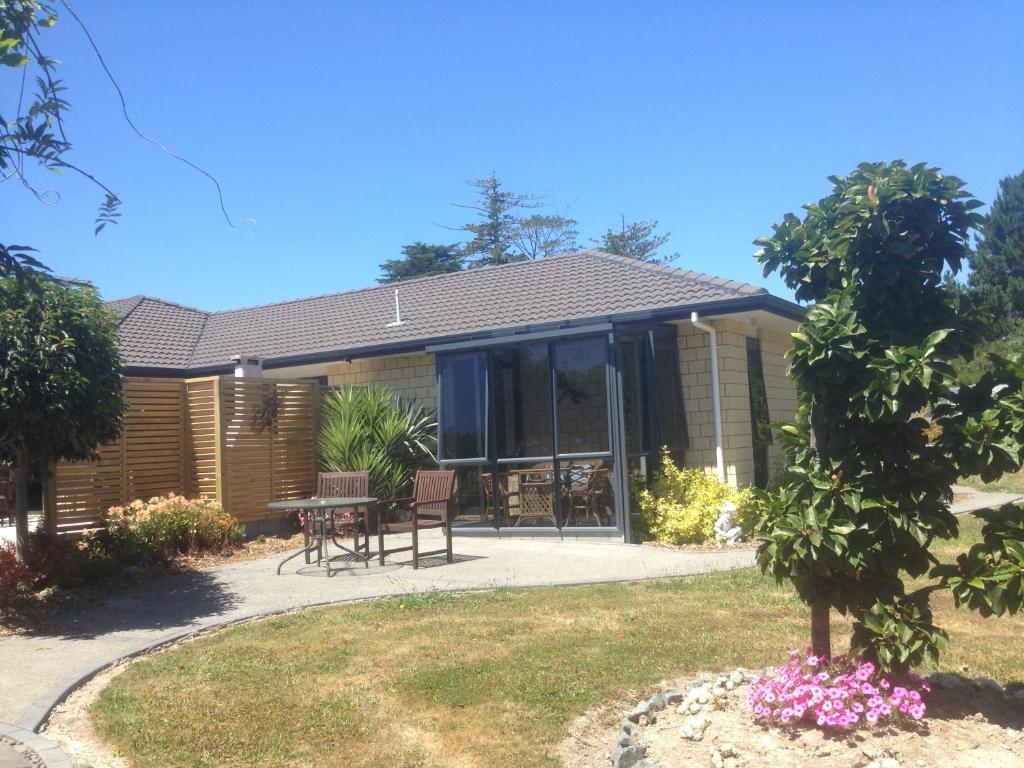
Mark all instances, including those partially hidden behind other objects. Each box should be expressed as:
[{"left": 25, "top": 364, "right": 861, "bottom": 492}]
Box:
[
  {"left": 494, "top": 344, "right": 552, "bottom": 458},
  {"left": 438, "top": 352, "right": 487, "bottom": 460},
  {"left": 553, "top": 338, "right": 609, "bottom": 455},
  {"left": 746, "top": 337, "right": 772, "bottom": 488},
  {"left": 652, "top": 328, "right": 689, "bottom": 453}
]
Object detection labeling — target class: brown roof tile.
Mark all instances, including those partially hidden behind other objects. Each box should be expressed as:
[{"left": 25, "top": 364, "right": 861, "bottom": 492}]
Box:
[{"left": 106, "top": 250, "right": 780, "bottom": 371}]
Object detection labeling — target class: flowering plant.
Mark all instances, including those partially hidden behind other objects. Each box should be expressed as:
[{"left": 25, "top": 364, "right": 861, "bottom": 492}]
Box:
[{"left": 747, "top": 649, "right": 929, "bottom": 729}]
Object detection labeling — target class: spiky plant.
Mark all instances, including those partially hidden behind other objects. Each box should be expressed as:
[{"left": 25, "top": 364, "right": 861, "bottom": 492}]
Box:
[{"left": 317, "top": 385, "right": 437, "bottom": 501}]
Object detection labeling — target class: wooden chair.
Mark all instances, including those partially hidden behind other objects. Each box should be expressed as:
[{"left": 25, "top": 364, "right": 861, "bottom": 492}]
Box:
[
  {"left": 0, "top": 469, "right": 14, "bottom": 527},
  {"left": 482, "top": 472, "right": 518, "bottom": 523},
  {"left": 309, "top": 471, "right": 370, "bottom": 563},
  {"left": 568, "top": 468, "right": 611, "bottom": 526},
  {"left": 377, "top": 470, "right": 455, "bottom": 569}
]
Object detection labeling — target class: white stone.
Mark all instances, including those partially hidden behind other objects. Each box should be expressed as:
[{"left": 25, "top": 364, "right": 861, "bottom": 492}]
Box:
[
  {"left": 719, "top": 743, "right": 737, "bottom": 758},
  {"left": 879, "top": 759, "right": 902, "bottom": 768},
  {"left": 725, "top": 680, "right": 735, "bottom": 691}
]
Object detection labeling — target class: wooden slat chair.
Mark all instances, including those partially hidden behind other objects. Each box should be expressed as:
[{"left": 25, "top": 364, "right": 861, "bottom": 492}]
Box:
[
  {"left": 308, "top": 471, "right": 370, "bottom": 563},
  {"left": 377, "top": 470, "right": 456, "bottom": 569},
  {"left": 0, "top": 469, "right": 14, "bottom": 527}
]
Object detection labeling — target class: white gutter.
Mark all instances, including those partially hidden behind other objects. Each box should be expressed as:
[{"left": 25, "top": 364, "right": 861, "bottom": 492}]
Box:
[{"left": 691, "top": 312, "right": 725, "bottom": 483}]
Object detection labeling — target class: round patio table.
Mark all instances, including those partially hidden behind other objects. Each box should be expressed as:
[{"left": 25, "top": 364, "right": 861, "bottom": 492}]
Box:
[{"left": 270, "top": 497, "right": 377, "bottom": 576}]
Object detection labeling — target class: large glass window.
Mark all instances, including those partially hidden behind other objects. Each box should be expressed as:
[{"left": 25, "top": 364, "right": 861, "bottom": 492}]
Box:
[
  {"left": 438, "top": 352, "right": 487, "bottom": 460},
  {"left": 652, "top": 328, "right": 689, "bottom": 453},
  {"left": 553, "top": 338, "right": 609, "bottom": 455},
  {"left": 494, "top": 344, "right": 552, "bottom": 458}
]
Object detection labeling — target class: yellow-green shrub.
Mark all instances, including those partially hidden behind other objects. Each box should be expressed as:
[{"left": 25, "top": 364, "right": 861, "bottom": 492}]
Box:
[{"left": 638, "top": 452, "right": 751, "bottom": 544}]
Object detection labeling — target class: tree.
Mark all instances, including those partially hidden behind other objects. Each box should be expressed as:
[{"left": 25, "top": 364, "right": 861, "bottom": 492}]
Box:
[
  {"left": 594, "top": 216, "right": 679, "bottom": 263},
  {"left": 378, "top": 242, "right": 464, "bottom": 283},
  {"left": 966, "top": 170, "right": 1024, "bottom": 335},
  {"left": 510, "top": 213, "right": 579, "bottom": 260},
  {"left": 753, "top": 161, "right": 1024, "bottom": 674},
  {"left": 1, "top": 0, "right": 241, "bottom": 281},
  {"left": 453, "top": 175, "right": 544, "bottom": 266},
  {"left": 0, "top": 276, "right": 125, "bottom": 563}
]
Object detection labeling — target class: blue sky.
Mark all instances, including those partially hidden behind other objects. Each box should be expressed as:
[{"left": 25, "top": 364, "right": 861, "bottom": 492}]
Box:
[{"left": 4, "top": 1, "right": 1022, "bottom": 310}]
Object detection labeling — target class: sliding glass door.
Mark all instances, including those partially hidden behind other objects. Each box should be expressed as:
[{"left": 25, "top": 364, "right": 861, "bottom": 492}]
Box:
[{"left": 438, "top": 335, "right": 619, "bottom": 531}]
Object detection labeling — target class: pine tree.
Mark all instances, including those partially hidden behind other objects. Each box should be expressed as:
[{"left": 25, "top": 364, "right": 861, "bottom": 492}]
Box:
[
  {"left": 967, "top": 170, "right": 1024, "bottom": 335},
  {"left": 454, "top": 175, "right": 544, "bottom": 266},
  {"left": 594, "top": 216, "right": 679, "bottom": 263},
  {"left": 378, "top": 243, "right": 464, "bottom": 283}
]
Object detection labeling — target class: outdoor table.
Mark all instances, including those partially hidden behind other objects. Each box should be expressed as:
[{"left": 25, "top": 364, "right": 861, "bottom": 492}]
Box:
[{"left": 270, "top": 496, "right": 377, "bottom": 576}]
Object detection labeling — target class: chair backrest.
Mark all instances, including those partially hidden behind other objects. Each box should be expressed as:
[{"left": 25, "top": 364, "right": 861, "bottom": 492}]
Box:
[
  {"left": 317, "top": 471, "right": 369, "bottom": 499},
  {"left": 0, "top": 469, "right": 14, "bottom": 504},
  {"left": 413, "top": 470, "right": 455, "bottom": 518}
]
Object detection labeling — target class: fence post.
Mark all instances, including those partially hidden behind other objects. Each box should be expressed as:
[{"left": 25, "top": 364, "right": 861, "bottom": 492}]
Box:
[
  {"left": 213, "top": 376, "right": 229, "bottom": 515},
  {"left": 42, "top": 460, "right": 57, "bottom": 535}
]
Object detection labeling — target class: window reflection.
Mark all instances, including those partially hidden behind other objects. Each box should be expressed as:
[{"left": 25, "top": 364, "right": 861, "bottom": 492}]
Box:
[
  {"left": 553, "top": 338, "right": 608, "bottom": 455},
  {"left": 439, "top": 352, "right": 487, "bottom": 459}
]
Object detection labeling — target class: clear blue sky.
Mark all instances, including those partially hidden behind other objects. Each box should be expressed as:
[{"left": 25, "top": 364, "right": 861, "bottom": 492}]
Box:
[{"left": 4, "top": 1, "right": 1022, "bottom": 310}]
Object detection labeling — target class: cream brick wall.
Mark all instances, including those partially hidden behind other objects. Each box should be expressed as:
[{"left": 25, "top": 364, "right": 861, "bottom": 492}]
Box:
[
  {"left": 326, "top": 352, "right": 436, "bottom": 410},
  {"left": 675, "top": 318, "right": 798, "bottom": 488}
]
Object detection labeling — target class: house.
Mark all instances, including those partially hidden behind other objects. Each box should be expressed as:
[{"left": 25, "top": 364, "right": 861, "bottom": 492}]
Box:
[{"left": 107, "top": 250, "right": 803, "bottom": 540}]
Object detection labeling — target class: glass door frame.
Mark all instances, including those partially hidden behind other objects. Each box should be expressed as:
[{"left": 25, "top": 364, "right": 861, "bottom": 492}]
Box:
[{"left": 435, "top": 328, "right": 626, "bottom": 535}]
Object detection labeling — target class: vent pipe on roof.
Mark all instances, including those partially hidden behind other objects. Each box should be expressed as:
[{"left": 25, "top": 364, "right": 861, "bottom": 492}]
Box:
[{"left": 387, "top": 289, "right": 405, "bottom": 327}]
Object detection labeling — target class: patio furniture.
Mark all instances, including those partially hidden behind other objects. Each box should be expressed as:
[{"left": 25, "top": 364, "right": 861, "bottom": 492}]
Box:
[
  {"left": 514, "top": 469, "right": 558, "bottom": 526},
  {"left": 482, "top": 471, "right": 519, "bottom": 523},
  {"left": 270, "top": 496, "right": 377, "bottom": 576},
  {"left": 377, "top": 469, "right": 455, "bottom": 569},
  {"left": 314, "top": 471, "right": 371, "bottom": 562},
  {"left": 567, "top": 467, "right": 611, "bottom": 526},
  {"left": 0, "top": 469, "right": 14, "bottom": 527}
]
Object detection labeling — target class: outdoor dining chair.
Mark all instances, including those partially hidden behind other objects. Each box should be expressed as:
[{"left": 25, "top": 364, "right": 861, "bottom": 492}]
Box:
[
  {"left": 377, "top": 469, "right": 456, "bottom": 569},
  {"left": 307, "top": 470, "right": 370, "bottom": 563},
  {"left": 0, "top": 469, "right": 14, "bottom": 527}
]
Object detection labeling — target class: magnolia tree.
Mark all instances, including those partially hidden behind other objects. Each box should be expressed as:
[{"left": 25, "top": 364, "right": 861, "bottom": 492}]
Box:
[{"left": 753, "top": 161, "right": 1024, "bottom": 673}]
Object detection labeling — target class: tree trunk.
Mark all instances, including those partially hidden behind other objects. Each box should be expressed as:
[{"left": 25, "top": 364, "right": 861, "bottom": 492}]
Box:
[
  {"left": 13, "top": 447, "right": 31, "bottom": 566},
  {"left": 811, "top": 601, "right": 831, "bottom": 659}
]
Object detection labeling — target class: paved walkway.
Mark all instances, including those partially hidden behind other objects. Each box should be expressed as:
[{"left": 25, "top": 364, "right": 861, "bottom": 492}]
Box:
[{"left": 0, "top": 532, "right": 755, "bottom": 729}]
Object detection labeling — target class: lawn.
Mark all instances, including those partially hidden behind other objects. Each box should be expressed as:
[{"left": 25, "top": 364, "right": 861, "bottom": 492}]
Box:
[
  {"left": 91, "top": 517, "right": 1024, "bottom": 768},
  {"left": 961, "top": 467, "right": 1024, "bottom": 495}
]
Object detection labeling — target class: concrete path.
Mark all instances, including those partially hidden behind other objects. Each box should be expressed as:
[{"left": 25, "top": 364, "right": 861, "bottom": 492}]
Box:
[{"left": 0, "top": 532, "right": 755, "bottom": 730}]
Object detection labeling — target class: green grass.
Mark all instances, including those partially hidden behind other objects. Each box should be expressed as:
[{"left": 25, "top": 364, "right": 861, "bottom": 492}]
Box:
[
  {"left": 90, "top": 517, "right": 1024, "bottom": 768},
  {"left": 961, "top": 467, "right": 1024, "bottom": 495}
]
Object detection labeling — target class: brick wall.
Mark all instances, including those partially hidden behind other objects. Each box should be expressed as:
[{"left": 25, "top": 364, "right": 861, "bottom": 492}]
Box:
[{"left": 326, "top": 353, "right": 436, "bottom": 410}]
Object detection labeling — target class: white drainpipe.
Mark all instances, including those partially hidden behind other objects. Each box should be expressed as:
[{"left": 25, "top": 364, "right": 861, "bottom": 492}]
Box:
[{"left": 691, "top": 312, "right": 725, "bottom": 483}]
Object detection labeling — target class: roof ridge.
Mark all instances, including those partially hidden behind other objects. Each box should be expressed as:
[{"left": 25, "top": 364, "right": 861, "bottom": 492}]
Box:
[
  {"left": 581, "top": 249, "right": 766, "bottom": 295},
  {"left": 185, "top": 311, "right": 212, "bottom": 369},
  {"left": 110, "top": 294, "right": 210, "bottom": 316}
]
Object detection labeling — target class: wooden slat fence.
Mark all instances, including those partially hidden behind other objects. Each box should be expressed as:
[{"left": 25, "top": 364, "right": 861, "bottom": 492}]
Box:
[{"left": 51, "top": 376, "right": 318, "bottom": 533}]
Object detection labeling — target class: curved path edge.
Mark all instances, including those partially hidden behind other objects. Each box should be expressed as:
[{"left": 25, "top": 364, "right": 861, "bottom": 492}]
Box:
[{"left": 0, "top": 720, "right": 73, "bottom": 767}]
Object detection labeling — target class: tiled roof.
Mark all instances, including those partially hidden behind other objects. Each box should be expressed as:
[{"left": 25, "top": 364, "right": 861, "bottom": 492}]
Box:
[{"left": 106, "top": 250, "right": 784, "bottom": 372}]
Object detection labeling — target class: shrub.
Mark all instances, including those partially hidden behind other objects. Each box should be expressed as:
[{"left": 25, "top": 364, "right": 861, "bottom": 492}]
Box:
[
  {"left": 638, "top": 450, "right": 751, "bottom": 544},
  {"left": 1, "top": 532, "right": 79, "bottom": 606},
  {"left": 80, "top": 494, "right": 244, "bottom": 570},
  {"left": 0, "top": 542, "right": 34, "bottom": 605},
  {"left": 747, "top": 648, "right": 929, "bottom": 729},
  {"left": 318, "top": 385, "right": 437, "bottom": 501}
]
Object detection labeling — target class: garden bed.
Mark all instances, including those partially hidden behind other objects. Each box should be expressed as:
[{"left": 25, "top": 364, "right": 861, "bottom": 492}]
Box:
[{"left": 562, "top": 671, "right": 1024, "bottom": 768}]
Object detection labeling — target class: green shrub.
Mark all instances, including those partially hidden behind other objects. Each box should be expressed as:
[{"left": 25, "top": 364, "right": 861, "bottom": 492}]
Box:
[
  {"left": 638, "top": 451, "right": 751, "bottom": 544},
  {"left": 79, "top": 494, "right": 244, "bottom": 572},
  {"left": 318, "top": 385, "right": 437, "bottom": 500}
]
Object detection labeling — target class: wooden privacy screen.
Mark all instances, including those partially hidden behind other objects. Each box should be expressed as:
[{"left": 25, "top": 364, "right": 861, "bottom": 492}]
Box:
[{"left": 51, "top": 376, "right": 318, "bottom": 533}]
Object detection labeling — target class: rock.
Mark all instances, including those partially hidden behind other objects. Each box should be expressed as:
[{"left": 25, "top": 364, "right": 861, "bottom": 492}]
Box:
[
  {"left": 725, "top": 679, "right": 735, "bottom": 691},
  {"left": 1013, "top": 689, "right": 1024, "bottom": 702},
  {"left": 723, "top": 759, "right": 739, "bottom": 768},
  {"left": 730, "top": 670, "right": 744, "bottom": 684},
  {"left": 972, "top": 676, "right": 1001, "bottom": 691},
  {"left": 719, "top": 743, "right": 737, "bottom": 758},
  {"left": 610, "top": 744, "right": 648, "bottom": 768},
  {"left": 664, "top": 689, "right": 685, "bottom": 704},
  {"left": 710, "top": 752, "right": 724, "bottom": 768},
  {"left": 626, "top": 702, "right": 650, "bottom": 723},
  {"left": 688, "top": 701, "right": 702, "bottom": 715},
  {"left": 879, "top": 759, "right": 902, "bottom": 768},
  {"left": 862, "top": 745, "right": 880, "bottom": 760}
]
